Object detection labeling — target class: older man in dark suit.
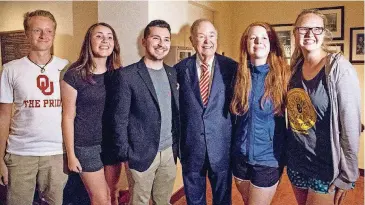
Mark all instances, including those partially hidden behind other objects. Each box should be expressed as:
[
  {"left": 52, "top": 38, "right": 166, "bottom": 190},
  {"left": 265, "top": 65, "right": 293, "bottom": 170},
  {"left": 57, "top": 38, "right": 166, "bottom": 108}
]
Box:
[
  {"left": 109, "top": 20, "right": 179, "bottom": 205},
  {"left": 175, "top": 19, "right": 237, "bottom": 205}
]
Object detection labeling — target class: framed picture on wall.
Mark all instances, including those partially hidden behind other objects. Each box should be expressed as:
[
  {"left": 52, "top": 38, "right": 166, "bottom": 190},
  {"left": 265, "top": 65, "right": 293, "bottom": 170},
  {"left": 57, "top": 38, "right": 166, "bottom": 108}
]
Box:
[
  {"left": 0, "top": 30, "right": 30, "bottom": 65},
  {"left": 272, "top": 24, "right": 294, "bottom": 60},
  {"left": 327, "top": 43, "right": 344, "bottom": 53},
  {"left": 316, "top": 6, "right": 344, "bottom": 40},
  {"left": 350, "top": 27, "right": 364, "bottom": 64}
]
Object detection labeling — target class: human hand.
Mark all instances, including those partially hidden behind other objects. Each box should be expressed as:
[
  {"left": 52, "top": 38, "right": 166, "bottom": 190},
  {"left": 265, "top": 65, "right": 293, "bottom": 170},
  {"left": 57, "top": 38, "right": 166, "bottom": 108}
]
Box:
[
  {"left": 329, "top": 184, "right": 347, "bottom": 205},
  {"left": 0, "top": 160, "right": 8, "bottom": 186},
  {"left": 68, "top": 156, "right": 82, "bottom": 173}
]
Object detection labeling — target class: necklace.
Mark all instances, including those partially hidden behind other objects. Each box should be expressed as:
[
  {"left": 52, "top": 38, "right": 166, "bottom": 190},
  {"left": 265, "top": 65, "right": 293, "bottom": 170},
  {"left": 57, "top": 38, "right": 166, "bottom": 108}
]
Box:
[{"left": 27, "top": 55, "right": 53, "bottom": 73}]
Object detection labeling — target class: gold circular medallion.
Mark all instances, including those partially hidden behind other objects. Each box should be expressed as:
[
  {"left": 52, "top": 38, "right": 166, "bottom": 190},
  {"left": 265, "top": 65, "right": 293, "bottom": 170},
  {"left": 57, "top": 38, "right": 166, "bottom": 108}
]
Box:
[{"left": 287, "top": 88, "right": 317, "bottom": 134}]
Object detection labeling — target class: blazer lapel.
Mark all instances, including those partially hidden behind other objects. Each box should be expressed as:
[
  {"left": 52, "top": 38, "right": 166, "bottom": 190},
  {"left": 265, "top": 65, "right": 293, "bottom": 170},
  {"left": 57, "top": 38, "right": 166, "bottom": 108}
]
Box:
[
  {"left": 185, "top": 56, "right": 204, "bottom": 107},
  {"left": 137, "top": 59, "right": 158, "bottom": 104},
  {"left": 164, "top": 65, "right": 179, "bottom": 109},
  {"left": 207, "top": 55, "right": 223, "bottom": 107}
]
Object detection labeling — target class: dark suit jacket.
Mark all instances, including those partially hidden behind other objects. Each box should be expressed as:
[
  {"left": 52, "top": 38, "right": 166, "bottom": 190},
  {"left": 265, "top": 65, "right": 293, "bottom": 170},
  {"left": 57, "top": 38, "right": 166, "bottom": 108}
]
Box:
[
  {"left": 175, "top": 53, "right": 237, "bottom": 172},
  {"left": 109, "top": 58, "right": 179, "bottom": 172}
]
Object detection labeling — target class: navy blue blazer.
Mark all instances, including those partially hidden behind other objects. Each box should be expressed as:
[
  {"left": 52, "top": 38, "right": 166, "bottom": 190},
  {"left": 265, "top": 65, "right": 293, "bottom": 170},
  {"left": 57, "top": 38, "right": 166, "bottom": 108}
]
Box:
[
  {"left": 108, "top": 58, "right": 180, "bottom": 172},
  {"left": 175, "top": 53, "right": 237, "bottom": 172}
]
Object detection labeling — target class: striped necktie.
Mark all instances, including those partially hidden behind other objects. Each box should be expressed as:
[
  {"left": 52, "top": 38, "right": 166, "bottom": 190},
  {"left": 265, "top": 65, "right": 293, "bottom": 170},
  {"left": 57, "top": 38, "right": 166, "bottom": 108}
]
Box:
[{"left": 199, "top": 63, "right": 210, "bottom": 106}]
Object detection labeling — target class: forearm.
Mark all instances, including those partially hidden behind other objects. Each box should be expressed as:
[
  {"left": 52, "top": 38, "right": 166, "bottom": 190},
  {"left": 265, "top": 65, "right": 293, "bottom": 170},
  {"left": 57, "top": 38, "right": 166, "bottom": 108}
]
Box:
[
  {"left": 60, "top": 80, "right": 78, "bottom": 159},
  {"left": 62, "top": 116, "right": 76, "bottom": 158},
  {"left": 0, "top": 103, "right": 12, "bottom": 159}
]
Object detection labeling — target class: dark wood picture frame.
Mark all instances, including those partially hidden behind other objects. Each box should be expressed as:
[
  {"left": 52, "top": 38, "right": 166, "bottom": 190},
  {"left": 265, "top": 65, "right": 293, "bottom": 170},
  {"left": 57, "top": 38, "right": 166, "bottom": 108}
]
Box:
[
  {"left": 272, "top": 24, "right": 294, "bottom": 60},
  {"left": 327, "top": 43, "right": 344, "bottom": 53},
  {"left": 0, "top": 30, "right": 30, "bottom": 65},
  {"left": 316, "top": 6, "right": 344, "bottom": 40},
  {"left": 350, "top": 27, "right": 364, "bottom": 64}
]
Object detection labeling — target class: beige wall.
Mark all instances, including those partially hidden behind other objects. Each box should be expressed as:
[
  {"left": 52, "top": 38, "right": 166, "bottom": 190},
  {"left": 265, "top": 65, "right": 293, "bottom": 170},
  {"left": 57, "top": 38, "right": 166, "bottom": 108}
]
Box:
[
  {"left": 149, "top": 1, "right": 189, "bottom": 34},
  {"left": 71, "top": 2, "right": 98, "bottom": 63},
  {"left": 193, "top": 1, "right": 235, "bottom": 57},
  {"left": 147, "top": 1, "right": 214, "bottom": 52},
  {"left": 99, "top": 1, "right": 148, "bottom": 66},
  {"left": 147, "top": 1, "right": 234, "bottom": 55}
]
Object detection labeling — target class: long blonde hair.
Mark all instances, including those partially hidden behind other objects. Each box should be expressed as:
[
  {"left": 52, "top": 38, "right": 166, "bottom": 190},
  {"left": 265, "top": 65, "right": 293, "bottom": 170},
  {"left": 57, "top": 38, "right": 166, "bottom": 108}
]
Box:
[
  {"left": 230, "top": 22, "right": 290, "bottom": 116},
  {"left": 290, "top": 9, "right": 336, "bottom": 71}
]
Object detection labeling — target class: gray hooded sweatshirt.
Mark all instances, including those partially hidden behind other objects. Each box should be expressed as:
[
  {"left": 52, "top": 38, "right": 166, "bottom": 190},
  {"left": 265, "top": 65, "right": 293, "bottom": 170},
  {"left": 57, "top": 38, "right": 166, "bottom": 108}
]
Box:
[{"left": 293, "top": 53, "right": 361, "bottom": 190}]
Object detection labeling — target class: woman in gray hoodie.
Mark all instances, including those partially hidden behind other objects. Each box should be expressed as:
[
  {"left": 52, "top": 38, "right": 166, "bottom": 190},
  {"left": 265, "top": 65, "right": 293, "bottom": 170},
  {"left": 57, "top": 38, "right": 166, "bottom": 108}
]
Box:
[{"left": 286, "top": 9, "right": 361, "bottom": 205}]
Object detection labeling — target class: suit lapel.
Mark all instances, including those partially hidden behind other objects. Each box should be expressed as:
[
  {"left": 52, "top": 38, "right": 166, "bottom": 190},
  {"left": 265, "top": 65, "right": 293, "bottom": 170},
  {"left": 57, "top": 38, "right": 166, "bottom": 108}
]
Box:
[
  {"left": 207, "top": 55, "right": 223, "bottom": 108},
  {"left": 185, "top": 56, "right": 204, "bottom": 107},
  {"left": 164, "top": 65, "right": 179, "bottom": 109},
  {"left": 137, "top": 59, "right": 158, "bottom": 104}
]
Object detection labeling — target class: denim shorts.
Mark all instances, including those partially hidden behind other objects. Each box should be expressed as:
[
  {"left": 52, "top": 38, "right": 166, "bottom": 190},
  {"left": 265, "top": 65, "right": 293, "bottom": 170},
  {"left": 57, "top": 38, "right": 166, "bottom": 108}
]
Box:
[
  {"left": 232, "top": 155, "right": 282, "bottom": 187},
  {"left": 75, "top": 145, "right": 103, "bottom": 172}
]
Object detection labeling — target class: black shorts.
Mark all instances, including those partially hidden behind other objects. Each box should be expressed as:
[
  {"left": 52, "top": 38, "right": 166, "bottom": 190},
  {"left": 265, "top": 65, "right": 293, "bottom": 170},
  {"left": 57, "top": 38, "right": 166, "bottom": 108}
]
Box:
[
  {"left": 232, "top": 155, "right": 282, "bottom": 188},
  {"left": 75, "top": 145, "right": 103, "bottom": 172}
]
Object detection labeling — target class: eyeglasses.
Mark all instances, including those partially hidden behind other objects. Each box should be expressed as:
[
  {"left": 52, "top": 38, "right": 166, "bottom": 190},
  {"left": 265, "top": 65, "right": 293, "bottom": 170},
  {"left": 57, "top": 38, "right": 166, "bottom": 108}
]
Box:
[{"left": 295, "top": 27, "right": 324, "bottom": 35}]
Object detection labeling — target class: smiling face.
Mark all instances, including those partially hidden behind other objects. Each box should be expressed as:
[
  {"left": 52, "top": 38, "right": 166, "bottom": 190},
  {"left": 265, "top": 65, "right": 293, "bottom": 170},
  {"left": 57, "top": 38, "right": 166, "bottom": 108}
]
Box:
[
  {"left": 247, "top": 26, "right": 270, "bottom": 64},
  {"left": 90, "top": 25, "right": 114, "bottom": 58},
  {"left": 26, "top": 16, "right": 55, "bottom": 52},
  {"left": 142, "top": 26, "right": 171, "bottom": 61},
  {"left": 295, "top": 13, "right": 325, "bottom": 53},
  {"left": 190, "top": 21, "right": 217, "bottom": 62}
]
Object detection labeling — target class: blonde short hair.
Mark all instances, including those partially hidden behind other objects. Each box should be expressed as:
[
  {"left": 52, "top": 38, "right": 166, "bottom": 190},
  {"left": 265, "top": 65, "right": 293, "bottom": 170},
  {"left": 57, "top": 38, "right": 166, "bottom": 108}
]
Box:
[{"left": 23, "top": 10, "right": 57, "bottom": 31}]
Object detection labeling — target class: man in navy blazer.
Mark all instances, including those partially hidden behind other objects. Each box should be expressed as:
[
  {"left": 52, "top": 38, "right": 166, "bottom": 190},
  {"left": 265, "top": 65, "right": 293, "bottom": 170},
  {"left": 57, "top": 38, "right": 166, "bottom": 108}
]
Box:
[
  {"left": 109, "top": 20, "right": 179, "bottom": 205},
  {"left": 175, "top": 19, "right": 237, "bottom": 205}
]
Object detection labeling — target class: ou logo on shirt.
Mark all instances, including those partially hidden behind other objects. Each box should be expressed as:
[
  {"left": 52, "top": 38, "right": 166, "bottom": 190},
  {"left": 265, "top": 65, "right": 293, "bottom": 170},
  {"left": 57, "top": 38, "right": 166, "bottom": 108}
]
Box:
[{"left": 37, "top": 75, "right": 54, "bottom": 95}]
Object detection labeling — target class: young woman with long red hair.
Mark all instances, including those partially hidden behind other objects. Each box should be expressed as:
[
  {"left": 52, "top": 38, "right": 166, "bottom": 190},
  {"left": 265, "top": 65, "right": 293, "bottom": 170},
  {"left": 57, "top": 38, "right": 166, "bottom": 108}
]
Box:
[{"left": 230, "top": 22, "right": 290, "bottom": 205}]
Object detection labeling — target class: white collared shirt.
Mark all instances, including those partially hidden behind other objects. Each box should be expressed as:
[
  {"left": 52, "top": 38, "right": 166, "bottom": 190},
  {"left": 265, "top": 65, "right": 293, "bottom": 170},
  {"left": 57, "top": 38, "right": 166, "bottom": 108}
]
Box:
[{"left": 196, "top": 56, "right": 215, "bottom": 79}]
